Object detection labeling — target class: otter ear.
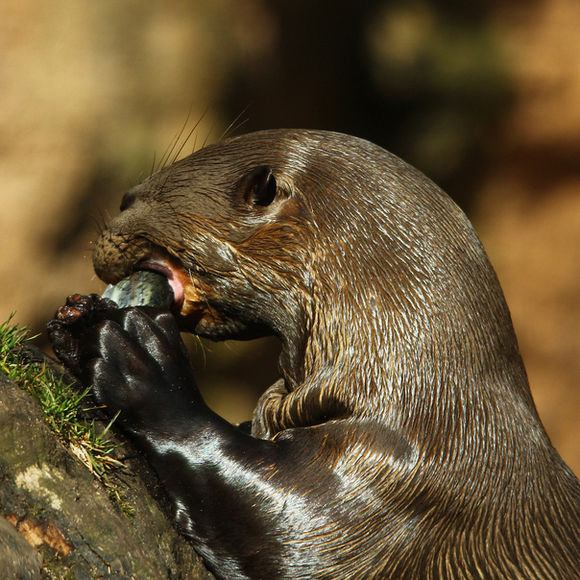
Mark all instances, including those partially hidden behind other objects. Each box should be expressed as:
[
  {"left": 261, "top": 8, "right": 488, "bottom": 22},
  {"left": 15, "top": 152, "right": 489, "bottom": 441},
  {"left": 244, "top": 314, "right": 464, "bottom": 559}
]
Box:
[{"left": 240, "top": 165, "right": 283, "bottom": 207}]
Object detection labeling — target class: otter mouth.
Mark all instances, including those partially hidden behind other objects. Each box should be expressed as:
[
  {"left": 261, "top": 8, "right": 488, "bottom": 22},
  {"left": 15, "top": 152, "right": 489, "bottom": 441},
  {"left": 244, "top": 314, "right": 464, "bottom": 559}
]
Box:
[
  {"left": 101, "top": 248, "right": 212, "bottom": 329},
  {"left": 137, "top": 253, "right": 213, "bottom": 325},
  {"left": 137, "top": 257, "right": 187, "bottom": 313},
  {"left": 101, "top": 246, "right": 269, "bottom": 342}
]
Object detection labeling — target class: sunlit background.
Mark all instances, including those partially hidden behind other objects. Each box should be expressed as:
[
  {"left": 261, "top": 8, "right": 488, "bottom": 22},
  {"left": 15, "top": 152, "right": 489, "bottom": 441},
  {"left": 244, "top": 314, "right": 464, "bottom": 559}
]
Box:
[{"left": 1, "top": 0, "right": 578, "bottom": 472}]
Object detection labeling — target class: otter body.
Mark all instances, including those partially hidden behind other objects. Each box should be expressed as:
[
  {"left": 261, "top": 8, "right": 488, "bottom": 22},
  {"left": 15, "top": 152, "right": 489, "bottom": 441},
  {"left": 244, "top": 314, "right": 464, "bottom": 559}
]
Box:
[{"left": 48, "top": 130, "right": 579, "bottom": 579}]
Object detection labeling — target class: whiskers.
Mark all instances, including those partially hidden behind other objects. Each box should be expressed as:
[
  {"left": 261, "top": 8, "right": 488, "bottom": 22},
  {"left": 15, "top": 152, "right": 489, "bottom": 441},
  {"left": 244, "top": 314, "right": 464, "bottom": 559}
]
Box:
[
  {"left": 218, "top": 105, "right": 251, "bottom": 142},
  {"left": 86, "top": 208, "right": 112, "bottom": 254},
  {"left": 152, "top": 107, "right": 209, "bottom": 175},
  {"left": 149, "top": 105, "right": 251, "bottom": 183}
]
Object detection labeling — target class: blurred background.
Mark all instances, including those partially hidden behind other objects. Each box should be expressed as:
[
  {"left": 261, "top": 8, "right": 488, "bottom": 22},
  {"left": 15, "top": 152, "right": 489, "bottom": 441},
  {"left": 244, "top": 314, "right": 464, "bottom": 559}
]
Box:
[{"left": 1, "top": 0, "right": 578, "bottom": 472}]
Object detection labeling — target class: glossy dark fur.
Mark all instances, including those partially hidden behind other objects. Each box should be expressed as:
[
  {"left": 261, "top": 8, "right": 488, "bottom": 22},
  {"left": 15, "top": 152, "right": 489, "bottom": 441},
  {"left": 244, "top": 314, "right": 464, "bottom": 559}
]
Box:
[{"left": 48, "top": 130, "right": 579, "bottom": 579}]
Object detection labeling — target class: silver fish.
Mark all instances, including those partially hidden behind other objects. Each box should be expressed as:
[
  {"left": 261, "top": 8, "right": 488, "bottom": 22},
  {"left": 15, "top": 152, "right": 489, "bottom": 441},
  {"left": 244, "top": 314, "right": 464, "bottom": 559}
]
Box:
[{"left": 102, "top": 270, "right": 173, "bottom": 308}]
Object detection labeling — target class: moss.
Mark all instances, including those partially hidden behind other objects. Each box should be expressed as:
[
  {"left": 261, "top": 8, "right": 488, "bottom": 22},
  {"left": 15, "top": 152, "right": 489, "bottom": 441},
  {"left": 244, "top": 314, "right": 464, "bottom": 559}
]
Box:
[{"left": 0, "top": 316, "right": 134, "bottom": 517}]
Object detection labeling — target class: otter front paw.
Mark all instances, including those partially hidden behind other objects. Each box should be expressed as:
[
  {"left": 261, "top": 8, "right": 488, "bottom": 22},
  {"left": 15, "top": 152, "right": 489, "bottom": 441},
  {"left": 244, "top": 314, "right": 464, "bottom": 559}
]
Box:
[
  {"left": 47, "top": 293, "right": 117, "bottom": 377},
  {"left": 88, "top": 308, "right": 201, "bottom": 431},
  {"left": 48, "top": 297, "right": 200, "bottom": 434}
]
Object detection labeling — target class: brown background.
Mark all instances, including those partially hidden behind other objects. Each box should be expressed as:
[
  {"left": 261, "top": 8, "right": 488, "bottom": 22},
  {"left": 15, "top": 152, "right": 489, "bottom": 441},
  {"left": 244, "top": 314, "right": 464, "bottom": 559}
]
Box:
[{"left": 1, "top": 0, "right": 578, "bottom": 473}]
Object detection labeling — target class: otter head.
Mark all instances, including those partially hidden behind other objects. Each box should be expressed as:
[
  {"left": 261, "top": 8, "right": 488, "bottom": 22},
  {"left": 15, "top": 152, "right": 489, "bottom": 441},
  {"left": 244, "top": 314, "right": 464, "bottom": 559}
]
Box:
[{"left": 93, "top": 132, "right": 314, "bottom": 345}]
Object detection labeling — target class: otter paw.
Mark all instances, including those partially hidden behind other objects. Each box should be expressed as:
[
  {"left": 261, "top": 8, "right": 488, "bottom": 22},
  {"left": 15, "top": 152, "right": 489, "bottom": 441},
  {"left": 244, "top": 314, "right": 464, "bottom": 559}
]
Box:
[
  {"left": 84, "top": 308, "right": 200, "bottom": 432},
  {"left": 47, "top": 293, "right": 117, "bottom": 376}
]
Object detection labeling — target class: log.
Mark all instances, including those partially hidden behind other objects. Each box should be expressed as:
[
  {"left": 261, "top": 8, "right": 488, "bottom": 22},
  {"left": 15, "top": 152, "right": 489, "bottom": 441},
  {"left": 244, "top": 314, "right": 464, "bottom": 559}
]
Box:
[{"left": 0, "top": 346, "right": 213, "bottom": 579}]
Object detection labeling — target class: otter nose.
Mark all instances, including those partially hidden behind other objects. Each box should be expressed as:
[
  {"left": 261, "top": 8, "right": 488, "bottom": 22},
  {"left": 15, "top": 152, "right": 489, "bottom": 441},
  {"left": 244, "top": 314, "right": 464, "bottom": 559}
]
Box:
[{"left": 120, "top": 191, "right": 137, "bottom": 211}]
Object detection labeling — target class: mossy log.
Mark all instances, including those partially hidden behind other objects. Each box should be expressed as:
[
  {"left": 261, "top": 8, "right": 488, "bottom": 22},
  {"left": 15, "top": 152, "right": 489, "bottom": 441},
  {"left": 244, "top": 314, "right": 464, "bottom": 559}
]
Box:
[{"left": 0, "top": 346, "right": 213, "bottom": 579}]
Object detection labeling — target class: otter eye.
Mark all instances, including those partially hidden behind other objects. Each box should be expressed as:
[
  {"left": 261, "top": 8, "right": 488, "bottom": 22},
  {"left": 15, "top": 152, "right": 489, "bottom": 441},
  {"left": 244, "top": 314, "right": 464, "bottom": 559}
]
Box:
[{"left": 241, "top": 165, "right": 278, "bottom": 207}]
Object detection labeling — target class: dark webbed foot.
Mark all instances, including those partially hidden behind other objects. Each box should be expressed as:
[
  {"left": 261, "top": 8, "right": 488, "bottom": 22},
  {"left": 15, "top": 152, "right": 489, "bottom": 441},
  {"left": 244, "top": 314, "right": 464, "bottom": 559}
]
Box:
[
  {"left": 47, "top": 295, "right": 200, "bottom": 435},
  {"left": 47, "top": 293, "right": 117, "bottom": 377}
]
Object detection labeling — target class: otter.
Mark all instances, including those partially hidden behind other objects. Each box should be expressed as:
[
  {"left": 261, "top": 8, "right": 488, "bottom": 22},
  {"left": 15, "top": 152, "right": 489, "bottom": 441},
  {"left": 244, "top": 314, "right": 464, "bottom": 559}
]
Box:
[{"left": 48, "top": 129, "right": 579, "bottom": 579}]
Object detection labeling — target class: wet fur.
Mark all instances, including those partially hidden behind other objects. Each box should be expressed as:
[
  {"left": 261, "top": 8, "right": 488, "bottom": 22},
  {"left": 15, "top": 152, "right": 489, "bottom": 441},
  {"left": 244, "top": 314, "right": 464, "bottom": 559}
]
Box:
[{"left": 48, "top": 130, "right": 579, "bottom": 579}]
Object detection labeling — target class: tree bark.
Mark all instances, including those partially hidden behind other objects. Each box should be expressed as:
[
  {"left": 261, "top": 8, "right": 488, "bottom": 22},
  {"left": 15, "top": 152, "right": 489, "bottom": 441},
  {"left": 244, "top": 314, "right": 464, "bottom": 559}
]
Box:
[{"left": 0, "top": 347, "right": 214, "bottom": 579}]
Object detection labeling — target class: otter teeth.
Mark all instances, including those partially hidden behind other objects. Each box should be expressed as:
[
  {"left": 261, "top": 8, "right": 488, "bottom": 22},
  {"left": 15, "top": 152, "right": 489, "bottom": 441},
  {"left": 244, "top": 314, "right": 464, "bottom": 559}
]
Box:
[{"left": 102, "top": 270, "right": 174, "bottom": 308}]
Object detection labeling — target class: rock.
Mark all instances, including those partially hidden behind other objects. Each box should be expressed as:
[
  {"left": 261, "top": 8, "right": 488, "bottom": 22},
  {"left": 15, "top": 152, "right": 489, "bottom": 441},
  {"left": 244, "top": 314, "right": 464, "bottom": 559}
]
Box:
[{"left": 0, "top": 515, "right": 42, "bottom": 579}]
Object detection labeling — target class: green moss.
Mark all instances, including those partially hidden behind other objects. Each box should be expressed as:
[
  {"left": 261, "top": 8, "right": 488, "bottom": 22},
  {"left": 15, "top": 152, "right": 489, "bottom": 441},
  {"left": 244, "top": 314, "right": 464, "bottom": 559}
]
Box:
[{"left": 0, "top": 315, "right": 134, "bottom": 517}]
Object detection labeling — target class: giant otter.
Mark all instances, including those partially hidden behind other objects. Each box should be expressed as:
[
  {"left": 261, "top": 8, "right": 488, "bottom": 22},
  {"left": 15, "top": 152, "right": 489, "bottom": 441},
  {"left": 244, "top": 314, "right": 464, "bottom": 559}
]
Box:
[{"left": 48, "top": 129, "right": 579, "bottom": 579}]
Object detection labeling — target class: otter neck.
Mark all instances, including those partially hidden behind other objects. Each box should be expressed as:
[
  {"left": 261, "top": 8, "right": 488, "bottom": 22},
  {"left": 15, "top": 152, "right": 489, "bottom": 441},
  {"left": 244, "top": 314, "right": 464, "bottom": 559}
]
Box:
[{"left": 273, "top": 273, "right": 536, "bottom": 459}]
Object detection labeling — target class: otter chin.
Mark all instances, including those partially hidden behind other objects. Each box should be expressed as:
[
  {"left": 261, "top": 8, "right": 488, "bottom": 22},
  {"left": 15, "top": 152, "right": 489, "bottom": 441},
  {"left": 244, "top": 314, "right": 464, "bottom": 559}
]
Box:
[{"left": 49, "top": 129, "right": 579, "bottom": 579}]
